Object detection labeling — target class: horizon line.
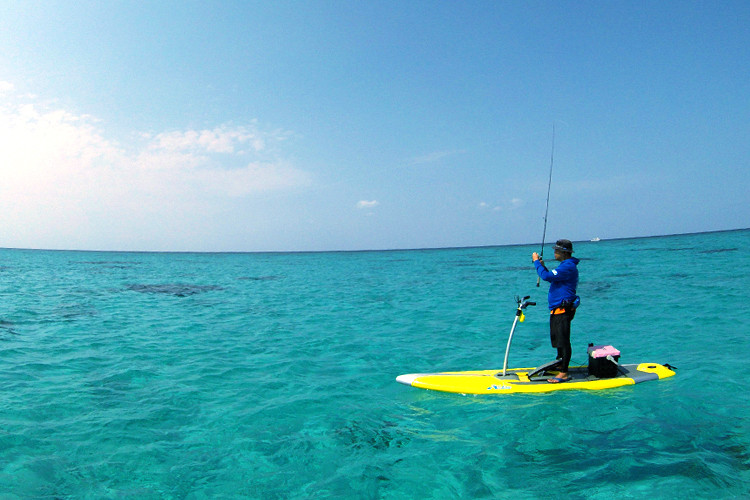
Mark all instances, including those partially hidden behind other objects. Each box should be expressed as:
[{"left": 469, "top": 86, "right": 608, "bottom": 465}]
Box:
[{"left": 0, "top": 227, "right": 746, "bottom": 256}]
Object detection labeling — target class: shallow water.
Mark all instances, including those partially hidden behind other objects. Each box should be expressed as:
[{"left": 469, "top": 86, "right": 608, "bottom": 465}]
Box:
[{"left": 0, "top": 229, "right": 748, "bottom": 498}]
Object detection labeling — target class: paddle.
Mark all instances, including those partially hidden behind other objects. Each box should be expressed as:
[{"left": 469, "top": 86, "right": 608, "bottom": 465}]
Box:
[{"left": 502, "top": 295, "right": 536, "bottom": 376}]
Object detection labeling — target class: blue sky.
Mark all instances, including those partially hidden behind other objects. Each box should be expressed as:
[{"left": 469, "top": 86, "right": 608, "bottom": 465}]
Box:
[{"left": 1, "top": 1, "right": 748, "bottom": 252}]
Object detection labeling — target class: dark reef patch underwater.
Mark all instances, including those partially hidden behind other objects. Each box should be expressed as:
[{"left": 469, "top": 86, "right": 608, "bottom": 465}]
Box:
[{"left": 126, "top": 283, "right": 224, "bottom": 297}]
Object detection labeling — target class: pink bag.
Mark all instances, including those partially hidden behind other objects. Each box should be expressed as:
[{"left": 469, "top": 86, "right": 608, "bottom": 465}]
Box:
[{"left": 590, "top": 345, "right": 621, "bottom": 358}]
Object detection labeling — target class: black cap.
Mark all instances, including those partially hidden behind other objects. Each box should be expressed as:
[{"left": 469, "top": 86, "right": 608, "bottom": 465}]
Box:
[{"left": 553, "top": 239, "right": 574, "bottom": 254}]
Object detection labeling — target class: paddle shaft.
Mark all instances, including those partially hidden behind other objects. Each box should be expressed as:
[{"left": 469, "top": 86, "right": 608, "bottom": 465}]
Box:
[
  {"left": 502, "top": 314, "right": 521, "bottom": 376},
  {"left": 502, "top": 297, "right": 535, "bottom": 376}
]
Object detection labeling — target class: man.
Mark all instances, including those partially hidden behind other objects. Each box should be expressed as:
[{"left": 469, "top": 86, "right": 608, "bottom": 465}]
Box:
[{"left": 532, "top": 239, "right": 580, "bottom": 383}]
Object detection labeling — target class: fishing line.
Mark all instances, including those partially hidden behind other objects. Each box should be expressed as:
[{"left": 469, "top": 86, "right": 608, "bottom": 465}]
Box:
[{"left": 537, "top": 124, "right": 555, "bottom": 287}]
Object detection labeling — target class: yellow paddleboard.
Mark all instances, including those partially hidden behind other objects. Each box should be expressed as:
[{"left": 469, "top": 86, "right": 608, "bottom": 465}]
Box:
[{"left": 396, "top": 363, "right": 675, "bottom": 394}]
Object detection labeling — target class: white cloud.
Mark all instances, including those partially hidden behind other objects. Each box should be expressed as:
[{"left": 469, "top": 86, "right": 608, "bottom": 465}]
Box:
[
  {"left": 479, "top": 201, "right": 500, "bottom": 211},
  {"left": 0, "top": 81, "right": 15, "bottom": 94},
  {"left": 0, "top": 85, "right": 311, "bottom": 250},
  {"left": 148, "top": 125, "right": 270, "bottom": 154},
  {"left": 478, "top": 198, "right": 524, "bottom": 212},
  {"left": 191, "top": 161, "right": 310, "bottom": 197},
  {"left": 357, "top": 200, "right": 379, "bottom": 209}
]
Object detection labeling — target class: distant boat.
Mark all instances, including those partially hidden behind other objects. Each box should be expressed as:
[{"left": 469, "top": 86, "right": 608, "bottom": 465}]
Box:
[{"left": 590, "top": 237, "right": 601, "bottom": 242}]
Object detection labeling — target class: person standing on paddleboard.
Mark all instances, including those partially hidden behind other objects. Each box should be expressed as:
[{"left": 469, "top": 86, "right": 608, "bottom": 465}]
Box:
[{"left": 532, "top": 239, "right": 580, "bottom": 383}]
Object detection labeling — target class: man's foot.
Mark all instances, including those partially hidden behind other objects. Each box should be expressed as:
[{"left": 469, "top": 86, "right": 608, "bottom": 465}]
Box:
[{"left": 547, "top": 374, "right": 570, "bottom": 383}]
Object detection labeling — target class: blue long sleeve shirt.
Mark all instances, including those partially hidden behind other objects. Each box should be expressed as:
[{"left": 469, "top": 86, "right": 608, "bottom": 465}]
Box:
[{"left": 534, "top": 257, "right": 580, "bottom": 310}]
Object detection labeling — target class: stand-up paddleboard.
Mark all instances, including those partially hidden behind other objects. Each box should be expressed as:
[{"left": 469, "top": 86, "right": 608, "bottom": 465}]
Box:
[
  {"left": 396, "top": 362, "right": 675, "bottom": 394},
  {"left": 396, "top": 296, "right": 676, "bottom": 395}
]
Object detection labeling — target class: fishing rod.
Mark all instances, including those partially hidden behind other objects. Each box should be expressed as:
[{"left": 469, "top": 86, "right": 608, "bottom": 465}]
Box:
[{"left": 537, "top": 124, "right": 555, "bottom": 287}]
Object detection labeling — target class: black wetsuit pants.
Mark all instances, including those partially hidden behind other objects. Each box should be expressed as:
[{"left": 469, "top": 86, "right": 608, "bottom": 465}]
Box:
[{"left": 550, "top": 308, "right": 576, "bottom": 372}]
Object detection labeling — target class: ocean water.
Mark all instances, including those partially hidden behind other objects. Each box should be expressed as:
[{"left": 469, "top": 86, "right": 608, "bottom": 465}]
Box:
[{"left": 0, "top": 229, "right": 748, "bottom": 499}]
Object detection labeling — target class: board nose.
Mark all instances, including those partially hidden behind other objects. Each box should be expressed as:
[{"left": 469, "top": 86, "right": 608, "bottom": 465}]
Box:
[{"left": 396, "top": 374, "right": 420, "bottom": 385}]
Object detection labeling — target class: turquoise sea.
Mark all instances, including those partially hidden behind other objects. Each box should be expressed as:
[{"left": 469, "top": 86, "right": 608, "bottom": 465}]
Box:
[{"left": 1, "top": 229, "right": 748, "bottom": 499}]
